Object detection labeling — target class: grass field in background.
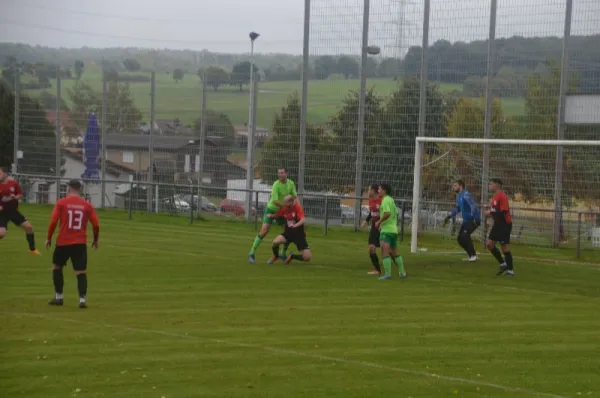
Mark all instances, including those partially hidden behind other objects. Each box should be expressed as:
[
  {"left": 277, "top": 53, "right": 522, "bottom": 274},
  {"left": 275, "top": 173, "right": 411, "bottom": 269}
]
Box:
[
  {"left": 1, "top": 205, "right": 599, "bottom": 398},
  {"left": 23, "top": 69, "right": 525, "bottom": 128}
]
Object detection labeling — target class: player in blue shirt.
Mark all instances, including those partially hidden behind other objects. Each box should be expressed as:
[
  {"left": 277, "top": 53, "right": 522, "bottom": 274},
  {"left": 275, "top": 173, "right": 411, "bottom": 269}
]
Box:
[{"left": 444, "top": 179, "right": 481, "bottom": 262}]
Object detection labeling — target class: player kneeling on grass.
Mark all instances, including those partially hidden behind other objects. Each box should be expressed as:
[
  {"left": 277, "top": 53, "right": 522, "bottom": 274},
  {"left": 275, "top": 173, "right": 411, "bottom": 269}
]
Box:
[
  {"left": 375, "top": 184, "right": 406, "bottom": 280},
  {"left": 268, "top": 195, "right": 311, "bottom": 264},
  {"left": 46, "top": 180, "right": 100, "bottom": 309}
]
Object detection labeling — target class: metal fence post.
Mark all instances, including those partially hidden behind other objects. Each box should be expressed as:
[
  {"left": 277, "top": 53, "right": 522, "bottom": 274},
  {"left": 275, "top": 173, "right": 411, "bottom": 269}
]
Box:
[
  {"left": 576, "top": 211, "right": 581, "bottom": 258},
  {"left": 298, "top": 0, "right": 311, "bottom": 202},
  {"left": 100, "top": 67, "right": 107, "bottom": 209},
  {"left": 354, "top": 0, "right": 371, "bottom": 232},
  {"left": 552, "top": 0, "right": 573, "bottom": 247},
  {"left": 148, "top": 71, "right": 156, "bottom": 213},
  {"left": 254, "top": 191, "right": 259, "bottom": 231},
  {"left": 324, "top": 195, "right": 329, "bottom": 236},
  {"left": 13, "top": 66, "right": 20, "bottom": 174},
  {"left": 481, "top": 0, "right": 497, "bottom": 244},
  {"left": 55, "top": 68, "right": 62, "bottom": 200},
  {"left": 128, "top": 179, "right": 133, "bottom": 220},
  {"left": 197, "top": 71, "right": 207, "bottom": 205},
  {"left": 415, "top": 0, "right": 430, "bottom": 235}
]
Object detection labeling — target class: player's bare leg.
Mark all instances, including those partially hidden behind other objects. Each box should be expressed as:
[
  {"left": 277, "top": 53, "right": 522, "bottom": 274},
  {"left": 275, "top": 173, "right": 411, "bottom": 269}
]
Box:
[
  {"left": 48, "top": 265, "right": 64, "bottom": 306},
  {"left": 0, "top": 227, "right": 6, "bottom": 240},
  {"left": 367, "top": 244, "right": 381, "bottom": 275},
  {"left": 75, "top": 270, "right": 88, "bottom": 308},
  {"left": 285, "top": 248, "right": 311, "bottom": 264},
  {"left": 20, "top": 220, "right": 39, "bottom": 255},
  {"left": 268, "top": 234, "right": 287, "bottom": 264}
]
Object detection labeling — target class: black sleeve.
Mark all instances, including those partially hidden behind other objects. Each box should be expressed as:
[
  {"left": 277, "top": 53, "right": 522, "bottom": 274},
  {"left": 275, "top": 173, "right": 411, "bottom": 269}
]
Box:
[{"left": 366, "top": 213, "right": 372, "bottom": 222}]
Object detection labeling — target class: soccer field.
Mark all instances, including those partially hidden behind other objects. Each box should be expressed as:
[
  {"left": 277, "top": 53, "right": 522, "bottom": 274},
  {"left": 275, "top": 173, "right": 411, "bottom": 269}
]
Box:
[{"left": 2, "top": 205, "right": 599, "bottom": 398}]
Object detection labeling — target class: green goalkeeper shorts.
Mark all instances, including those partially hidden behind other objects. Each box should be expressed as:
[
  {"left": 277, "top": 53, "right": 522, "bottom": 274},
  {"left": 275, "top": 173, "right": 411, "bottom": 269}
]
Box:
[
  {"left": 379, "top": 232, "right": 399, "bottom": 249},
  {"left": 262, "top": 207, "right": 285, "bottom": 225}
]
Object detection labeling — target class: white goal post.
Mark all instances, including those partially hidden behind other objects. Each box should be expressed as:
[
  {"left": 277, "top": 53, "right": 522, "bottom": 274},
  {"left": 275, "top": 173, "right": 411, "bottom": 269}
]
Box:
[{"left": 410, "top": 137, "right": 600, "bottom": 254}]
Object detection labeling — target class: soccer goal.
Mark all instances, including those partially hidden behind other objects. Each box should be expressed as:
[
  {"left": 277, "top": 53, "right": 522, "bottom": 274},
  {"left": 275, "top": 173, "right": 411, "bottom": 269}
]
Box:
[{"left": 410, "top": 137, "right": 600, "bottom": 254}]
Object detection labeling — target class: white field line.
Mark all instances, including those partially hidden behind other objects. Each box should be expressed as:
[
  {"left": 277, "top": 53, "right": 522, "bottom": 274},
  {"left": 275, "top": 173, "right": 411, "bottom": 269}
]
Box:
[{"left": 2, "top": 311, "right": 567, "bottom": 398}]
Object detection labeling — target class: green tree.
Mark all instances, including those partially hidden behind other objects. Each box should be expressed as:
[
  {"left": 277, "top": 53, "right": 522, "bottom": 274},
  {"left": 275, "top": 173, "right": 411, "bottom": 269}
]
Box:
[
  {"left": 194, "top": 109, "right": 235, "bottom": 146},
  {"left": 200, "top": 66, "right": 229, "bottom": 91},
  {"left": 259, "top": 93, "right": 333, "bottom": 191},
  {"left": 313, "top": 56, "right": 336, "bottom": 80},
  {"left": 230, "top": 61, "right": 258, "bottom": 92},
  {"left": 172, "top": 68, "right": 184, "bottom": 82},
  {"left": 68, "top": 81, "right": 100, "bottom": 125},
  {"left": 106, "top": 81, "right": 142, "bottom": 134},
  {"left": 0, "top": 81, "right": 59, "bottom": 175},
  {"left": 39, "top": 90, "right": 69, "bottom": 111},
  {"left": 336, "top": 56, "right": 359, "bottom": 79},
  {"left": 123, "top": 58, "right": 141, "bottom": 72},
  {"left": 74, "top": 60, "right": 84, "bottom": 80}
]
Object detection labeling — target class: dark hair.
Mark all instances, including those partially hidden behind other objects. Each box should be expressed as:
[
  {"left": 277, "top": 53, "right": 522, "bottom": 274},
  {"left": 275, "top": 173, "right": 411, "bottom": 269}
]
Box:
[
  {"left": 455, "top": 179, "right": 465, "bottom": 188},
  {"left": 0, "top": 166, "right": 9, "bottom": 173},
  {"left": 369, "top": 184, "right": 379, "bottom": 191},
  {"left": 489, "top": 178, "right": 503, "bottom": 186},
  {"left": 379, "top": 183, "right": 392, "bottom": 195},
  {"left": 277, "top": 167, "right": 288, "bottom": 173},
  {"left": 67, "top": 179, "right": 82, "bottom": 191}
]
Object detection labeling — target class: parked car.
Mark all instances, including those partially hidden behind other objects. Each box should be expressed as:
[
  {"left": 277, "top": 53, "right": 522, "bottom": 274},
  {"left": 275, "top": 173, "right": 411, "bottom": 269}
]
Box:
[
  {"left": 162, "top": 197, "right": 191, "bottom": 213},
  {"left": 181, "top": 195, "right": 218, "bottom": 212},
  {"left": 220, "top": 199, "right": 256, "bottom": 216},
  {"left": 340, "top": 204, "right": 372, "bottom": 224}
]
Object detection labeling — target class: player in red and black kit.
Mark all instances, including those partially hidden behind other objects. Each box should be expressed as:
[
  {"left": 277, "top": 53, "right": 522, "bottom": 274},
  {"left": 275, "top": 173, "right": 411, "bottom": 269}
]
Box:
[
  {"left": 0, "top": 166, "right": 40, "bottom": 254},
  {"left": 484, "top": 178, "right": 514, "bottom": 276},
  {"left": 360, "top": 184, "right": 382, "bottom": 275},
  {"left": 46, "top": 180, "right": 100, "bottom": 308},
  {"left": 268, "top": 195, "right": 312, "bottom": 264}
]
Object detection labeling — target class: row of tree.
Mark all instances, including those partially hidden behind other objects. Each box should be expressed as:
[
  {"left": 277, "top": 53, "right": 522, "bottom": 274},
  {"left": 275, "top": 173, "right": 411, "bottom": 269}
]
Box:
[{"left": 259, "top": 60, "right": 600, "bottom": 204}]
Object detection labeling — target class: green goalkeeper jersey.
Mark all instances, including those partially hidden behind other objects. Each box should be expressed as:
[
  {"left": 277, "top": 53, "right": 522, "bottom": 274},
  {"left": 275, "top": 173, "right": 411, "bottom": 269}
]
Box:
[{"left": 379, "top": 195, "right": 398, "bottom": 234}]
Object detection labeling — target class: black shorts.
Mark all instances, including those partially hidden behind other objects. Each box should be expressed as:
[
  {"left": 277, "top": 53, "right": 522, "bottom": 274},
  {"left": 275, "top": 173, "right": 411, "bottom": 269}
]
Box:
[
  {"left": 53, "top": 244, "right": 88, "bottom": 271},
  {"left": 282, "top": 229, "right": 310, "bottom": 251},
  {"left": 369, "top": 226, "right": 380, "bottom": 247},
  {"left": 459, "top": 220, "right": 479, "bottom": 236},
  {"left": 489, "top": 223, "right": 512, "bottom": 244},
  {"left": 0, "top": 210, "right": 27, "bottom": 229}
]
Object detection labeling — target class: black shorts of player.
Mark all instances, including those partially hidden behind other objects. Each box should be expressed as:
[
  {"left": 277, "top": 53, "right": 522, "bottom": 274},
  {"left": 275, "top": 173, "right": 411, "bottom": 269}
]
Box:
[
  {"left": 460, "top": 220, "right": 479, "bottom": 236},
  {"left": 369, "top": 225, "right": 380, "bottom": 247},
  {"left": 53, "top": 244, "right": 88, "bottom": 271},
  {"left": 282, "top": 228, "right": 310, "bottom": 251},
  {"left": 489, "top": 223, "right": 512, "bottom": 244},
  {"left": 0, "top": 210, "right": 27, "bottom": 229}
]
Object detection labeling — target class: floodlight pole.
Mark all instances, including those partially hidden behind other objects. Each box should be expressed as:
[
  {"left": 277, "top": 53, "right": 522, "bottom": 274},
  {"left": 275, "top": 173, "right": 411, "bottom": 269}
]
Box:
[{"left": 245, "top": 32, "right": 259, "bottom": 222}]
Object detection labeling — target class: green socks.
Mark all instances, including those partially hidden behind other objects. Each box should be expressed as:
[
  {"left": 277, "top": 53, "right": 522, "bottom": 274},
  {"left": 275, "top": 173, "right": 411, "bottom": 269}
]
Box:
[
  {"left": 383, "top": 255, "right": 405, "bottom": 276},
  {"left": 394, "top": 256, "right": 405, "bottom": 275},
  {"left": 250, "top": 235, "right": 263, "bottom": 254},
  {"left": 383, "top": 256, "right": 392, "bottom": 275}
]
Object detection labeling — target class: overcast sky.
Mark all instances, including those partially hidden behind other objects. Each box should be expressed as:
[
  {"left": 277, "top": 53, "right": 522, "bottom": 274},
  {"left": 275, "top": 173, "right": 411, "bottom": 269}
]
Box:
[{"left": 1, "top": 0, "right": 598, "bottom": 56}]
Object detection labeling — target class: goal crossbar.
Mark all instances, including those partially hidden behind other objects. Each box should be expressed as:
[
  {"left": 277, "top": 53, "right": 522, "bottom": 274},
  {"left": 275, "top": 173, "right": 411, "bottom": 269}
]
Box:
[
  {"left": 416, "top": 137, "right": 600, "bottom": 146},
  {"left": 411, "top": 137, "right": 600, "bottom": 253}
]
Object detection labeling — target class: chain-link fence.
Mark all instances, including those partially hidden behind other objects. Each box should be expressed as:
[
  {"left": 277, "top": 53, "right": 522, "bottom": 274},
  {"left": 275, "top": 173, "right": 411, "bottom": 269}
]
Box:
[{"left": 3, "top": 0, "right": 600, "bottom": 254}]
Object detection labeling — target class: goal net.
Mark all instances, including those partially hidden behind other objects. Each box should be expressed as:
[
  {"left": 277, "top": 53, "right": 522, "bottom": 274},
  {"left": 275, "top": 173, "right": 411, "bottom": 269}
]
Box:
[{"left": 410, "top": 137, "right": 600, "bottom": 254}]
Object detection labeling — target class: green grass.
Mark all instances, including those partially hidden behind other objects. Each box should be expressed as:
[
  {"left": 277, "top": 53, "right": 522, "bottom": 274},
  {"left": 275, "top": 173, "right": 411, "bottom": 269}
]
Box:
[
  {"left": 24, "top": 70, "right": 524, "bottom": 128},
  {"left": 2, "top": 205, "right": 599, "bottom": 398}
]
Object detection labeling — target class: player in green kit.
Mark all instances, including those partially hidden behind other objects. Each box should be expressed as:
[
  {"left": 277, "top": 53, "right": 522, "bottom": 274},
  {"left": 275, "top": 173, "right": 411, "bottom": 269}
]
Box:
[
  {"left": 374, "top": 183, "right": 406, "bottom": 280},
  {"left": 248, "top": 168, "right": 297, "bottom": 264}
]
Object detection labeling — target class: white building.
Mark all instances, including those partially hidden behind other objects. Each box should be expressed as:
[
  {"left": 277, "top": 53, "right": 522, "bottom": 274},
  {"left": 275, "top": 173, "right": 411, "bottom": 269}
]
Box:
[{"left": 26, "top": 150, "right": 134, "bottom": 208}]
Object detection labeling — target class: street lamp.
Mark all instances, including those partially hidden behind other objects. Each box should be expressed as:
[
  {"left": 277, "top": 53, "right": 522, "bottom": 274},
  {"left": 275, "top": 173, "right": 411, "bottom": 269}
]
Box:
[{"left": 245, "top": 31, "right": 260, "bottom": 221}]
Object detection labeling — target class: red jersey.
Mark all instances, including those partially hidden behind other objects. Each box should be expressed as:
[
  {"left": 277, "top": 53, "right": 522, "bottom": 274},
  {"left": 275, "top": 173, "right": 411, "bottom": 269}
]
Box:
[
  {"left": 47, "top": 195, "right": 100, "bottom": 246},
  {"left": 490, "top": 191, "right": 512, "bottom": 225},
  {"left": 0, "top": 179, "right": 23, "bottom": 213},
  {"left": 368, "top": 197, "right": 382, "bottom": 223},
  {"left": 276, "top": 203, "right": 305, "bottom": 231}
]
